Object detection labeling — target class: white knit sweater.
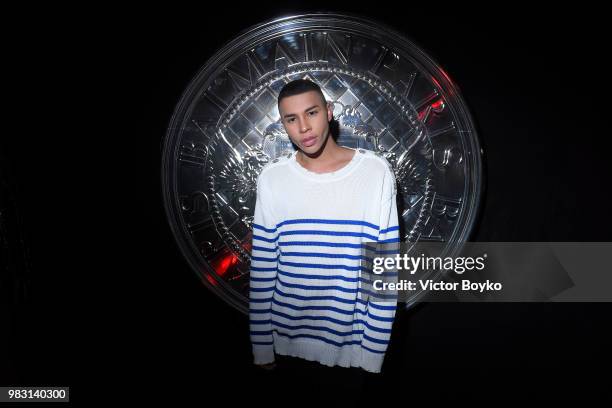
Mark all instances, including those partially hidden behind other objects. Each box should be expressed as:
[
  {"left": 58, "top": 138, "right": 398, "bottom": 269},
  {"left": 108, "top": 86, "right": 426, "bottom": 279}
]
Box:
[{"left": 249, "top": 147, "right": 400, "bottom": 373}]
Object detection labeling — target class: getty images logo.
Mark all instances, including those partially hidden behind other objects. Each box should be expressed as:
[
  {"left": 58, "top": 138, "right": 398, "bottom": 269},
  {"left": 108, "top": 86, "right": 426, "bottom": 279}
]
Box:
[{"left": 372, "top": 253, "right": 488, "bottom": 275}]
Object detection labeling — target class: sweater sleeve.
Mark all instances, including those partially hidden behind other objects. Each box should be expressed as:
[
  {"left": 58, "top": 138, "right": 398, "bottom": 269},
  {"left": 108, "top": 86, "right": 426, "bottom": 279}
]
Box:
[
  {"left": 361, "top": 163, "right": 400, "bottom": 373},
  {"left": 248, "top": 172, "right": 279, "bottom": 365}
]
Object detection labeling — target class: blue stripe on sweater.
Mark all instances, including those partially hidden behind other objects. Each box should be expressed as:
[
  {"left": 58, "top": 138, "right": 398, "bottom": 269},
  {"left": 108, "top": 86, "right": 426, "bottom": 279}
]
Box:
[
  {"left": 362, "top": 333, "right": 390, "bottom": 345},
  {"left": 279, "top": 250, "right": 393, "bottom": 259},
  {"left": 253, "top": 223, "right": 400, "bottom": 246},
  {"left": 269, "top": 310, "right": 392, "bottom": 333},
  {"left": 250, "top": 329, "right": 273, "bottom": 335},
  {"left": 250, "top": 266, "right": 277, "bottom": 272},
  {"left": 361, "top": 344, "right": 387, "bottom": 354},
  {"left": 276, "top": 218, "right": 380, "bottom": 231},
  {"left": 253, "top": 235, "right": 279, "bottom": 243},
  {"left": 250, "top": 286, "right": 275, "bottom": 292},
  {"left": 378, "top": 237, "right": 401, "bottom": 243},
  {"left": 379, "top": 225, "right": 400, "bottom": 234},
  {"left": 280, "top": 230, "right": 379, "bottom": 241},
  {"left": 249, "top": 297, "right": 273, "bottom": 303},
  {"left": 253, "top": 224, "right": 278, "bottom": 233},
  {"left": 272, "top": 291, "right": 396, "bottom": 312},
  {"left": 274, "top": 288, "right": 355, "bottom": 305},
  {"left": 358, "top": 290, "right": 398, "bottom": 300},
  {"left": 250, "top": 319, "right": 271, "bottom": 324},
  {"left": 249, "top": 321, "right": 389, "bottom": 345},
  {"left": 277, "top": 268, "right": 397, "bottom": 281},
  {"left": 274, "top": 287, "right": 398, "bottom": 305},
  {"left": 250, "top": 276, "right": 277, "bottom": 282},
  {"left": 365, "top": 302, "right": 397, "bottom": 311},
  {"left": 279, "top": 241, "right": 377, "bottom": 249},
  {"left": 278, "top": 259, "right": 369, "bottom": 272},
  {"left": 271, "top": 320, "right": 363, "bottom": 338},
  {"left": 249, "top": 299, "right": 395, "bottom": 322},
  {"left": 252, "top": 245, "right": 277, "bottom": 253},
  {"left": 273, "top": 331, "right": 362, "bottom": 347},
  {"left": 251, "top": 255, "right": 279, "bottom": 262},
  {"left": 275, "top": 278, "right": 397, "bottom": 300},
  {"left": 272, "top": 331, "right": 388, "bottom": 351},
  {"left": 271, "top": 298, "right": 356, "bottom": 316},
  {"left": 278, "top": 268, "right": 361, "bottom": 282},
  {"left": 277, "top": 277, "right": 358, "bottom": 294},
  {"left": 279, "top": 250, "right": 367, "bottom": 260},
  {"left": 251, "top": 341, "right": 274, "bottom": 345}
]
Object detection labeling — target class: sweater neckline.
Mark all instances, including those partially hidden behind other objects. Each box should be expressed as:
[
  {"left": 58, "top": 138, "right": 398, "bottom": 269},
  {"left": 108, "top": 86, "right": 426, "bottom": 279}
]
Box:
[{"left": 288, "top": 147, "right": 363, "bottom": 181}]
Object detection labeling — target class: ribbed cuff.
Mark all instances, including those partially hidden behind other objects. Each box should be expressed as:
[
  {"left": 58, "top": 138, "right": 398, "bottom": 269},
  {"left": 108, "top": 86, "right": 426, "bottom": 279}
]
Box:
[
  {"left": 360, "top": 349, "right": 385, "bottom": 373},
  {"left": 253, "top": 344, "right": 275, "bottom": 365}
]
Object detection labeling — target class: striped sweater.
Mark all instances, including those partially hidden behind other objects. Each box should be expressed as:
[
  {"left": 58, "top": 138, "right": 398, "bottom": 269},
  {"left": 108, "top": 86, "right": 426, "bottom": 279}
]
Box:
[{"left": 249, "top": 147, "right": 400, "bottom": 373}]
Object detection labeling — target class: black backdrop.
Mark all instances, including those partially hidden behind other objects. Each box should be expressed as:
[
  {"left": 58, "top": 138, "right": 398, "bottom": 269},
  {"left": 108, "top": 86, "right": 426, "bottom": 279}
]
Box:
[{"left": 3, "top": 5, "right": 612, "bottom": 402}]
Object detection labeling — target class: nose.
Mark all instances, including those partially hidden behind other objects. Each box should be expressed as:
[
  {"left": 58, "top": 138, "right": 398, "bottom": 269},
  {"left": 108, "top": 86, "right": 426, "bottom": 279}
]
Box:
[{"left": 299, "top": 118, "right": 311, "bottom": 133}]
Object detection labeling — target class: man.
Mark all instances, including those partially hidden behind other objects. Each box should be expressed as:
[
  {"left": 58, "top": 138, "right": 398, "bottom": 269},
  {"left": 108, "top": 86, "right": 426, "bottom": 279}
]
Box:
[{"left": 248, "top": 78, "right": 400, "bottom": 375}]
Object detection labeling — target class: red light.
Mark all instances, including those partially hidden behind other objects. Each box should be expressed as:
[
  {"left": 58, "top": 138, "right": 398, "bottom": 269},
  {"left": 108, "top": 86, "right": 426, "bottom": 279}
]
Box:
[
  {"left": 214, "top": 252, "right": 239, "bottom": 277},
  {"left": 438, "top": 67, "right": 453, "bottom": 85},
  {"left": 418, "top": 98, "right": 445, "bottom": 122},
  {"left": 431, "top": 99, "right": 445, "bottom": 111},
  {"left": 205, "top": 274, "right": 218, "bottom": 286}
]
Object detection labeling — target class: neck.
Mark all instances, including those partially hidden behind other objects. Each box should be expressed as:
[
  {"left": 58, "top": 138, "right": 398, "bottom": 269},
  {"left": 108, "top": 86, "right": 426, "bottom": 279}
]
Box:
[{"left": 298, "top": 131, "right": 344, "bottom": 167}]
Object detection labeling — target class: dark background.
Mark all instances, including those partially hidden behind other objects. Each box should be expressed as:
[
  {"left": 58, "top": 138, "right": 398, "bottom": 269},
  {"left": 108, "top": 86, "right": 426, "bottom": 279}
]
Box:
[{"left": 3, "top": 5, "right": 611, "bottom": 402}]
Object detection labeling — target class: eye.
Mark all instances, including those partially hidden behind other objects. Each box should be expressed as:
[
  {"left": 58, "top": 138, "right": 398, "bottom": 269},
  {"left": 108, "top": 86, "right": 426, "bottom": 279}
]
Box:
[
  {"left": 308, "top": 110, "right": 318, "bottom": 116},
  {"left": 286, "top": 118, "right": 295, "bottom": 123}
]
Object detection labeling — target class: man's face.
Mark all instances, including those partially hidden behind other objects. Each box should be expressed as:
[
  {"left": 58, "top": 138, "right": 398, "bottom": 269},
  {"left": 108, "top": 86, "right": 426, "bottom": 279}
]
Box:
[{"left": 278, "top": 90, "right": 333, "bottom": 154}]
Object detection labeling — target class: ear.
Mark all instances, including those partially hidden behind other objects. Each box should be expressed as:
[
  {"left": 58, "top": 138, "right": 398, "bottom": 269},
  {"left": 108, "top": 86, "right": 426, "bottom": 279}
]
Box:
[{"left": 326, "top": 101, "right": 333, "bottom": 122}]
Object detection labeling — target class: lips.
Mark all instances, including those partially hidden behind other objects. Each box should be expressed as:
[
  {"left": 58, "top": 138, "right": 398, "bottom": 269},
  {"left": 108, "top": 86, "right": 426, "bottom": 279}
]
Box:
[{"left": 302, "top": 135, "right": 317, "bottom": 147}]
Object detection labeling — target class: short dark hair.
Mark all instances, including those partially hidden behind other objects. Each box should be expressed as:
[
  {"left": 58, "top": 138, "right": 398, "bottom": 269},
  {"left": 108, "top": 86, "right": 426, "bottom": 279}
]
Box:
[{"left": 277, "top": 79, "right": 327, "bottom": 108}]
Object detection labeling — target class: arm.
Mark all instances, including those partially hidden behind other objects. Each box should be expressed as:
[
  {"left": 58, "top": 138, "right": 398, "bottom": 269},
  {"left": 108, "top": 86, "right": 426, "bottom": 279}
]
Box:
[
  {"left": 361, "top": 164, "right": 400, "bottom": 373},
  {"left": 248, "top": 172, "right": 279, "bottom": 365}
]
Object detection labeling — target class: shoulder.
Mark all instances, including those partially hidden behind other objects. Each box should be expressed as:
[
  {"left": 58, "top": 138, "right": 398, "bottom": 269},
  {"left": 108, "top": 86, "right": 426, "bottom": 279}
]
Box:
[
  {"left": 356, "top": 148, "right": 395, "bottom": 175},
  {"left": 357, "top": 148, "right": 397, "bottom": 193},
  {"left": 257, "top": 152, "right": 292, "bottom": 183}
]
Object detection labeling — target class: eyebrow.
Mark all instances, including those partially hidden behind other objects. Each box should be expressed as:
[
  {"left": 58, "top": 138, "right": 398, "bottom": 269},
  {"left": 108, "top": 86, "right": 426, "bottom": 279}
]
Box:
[{"left": 282, "top": 105, "right": 320, "bottom": 119}]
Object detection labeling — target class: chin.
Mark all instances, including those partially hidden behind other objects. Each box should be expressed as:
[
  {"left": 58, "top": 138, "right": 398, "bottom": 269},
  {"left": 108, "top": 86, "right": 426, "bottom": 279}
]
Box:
[
  {"left": 301, "top": 144, "right": 320, "bottom": 153},
  {"left": 304, "top": 135, "right": 324, "bottom": 149}
]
